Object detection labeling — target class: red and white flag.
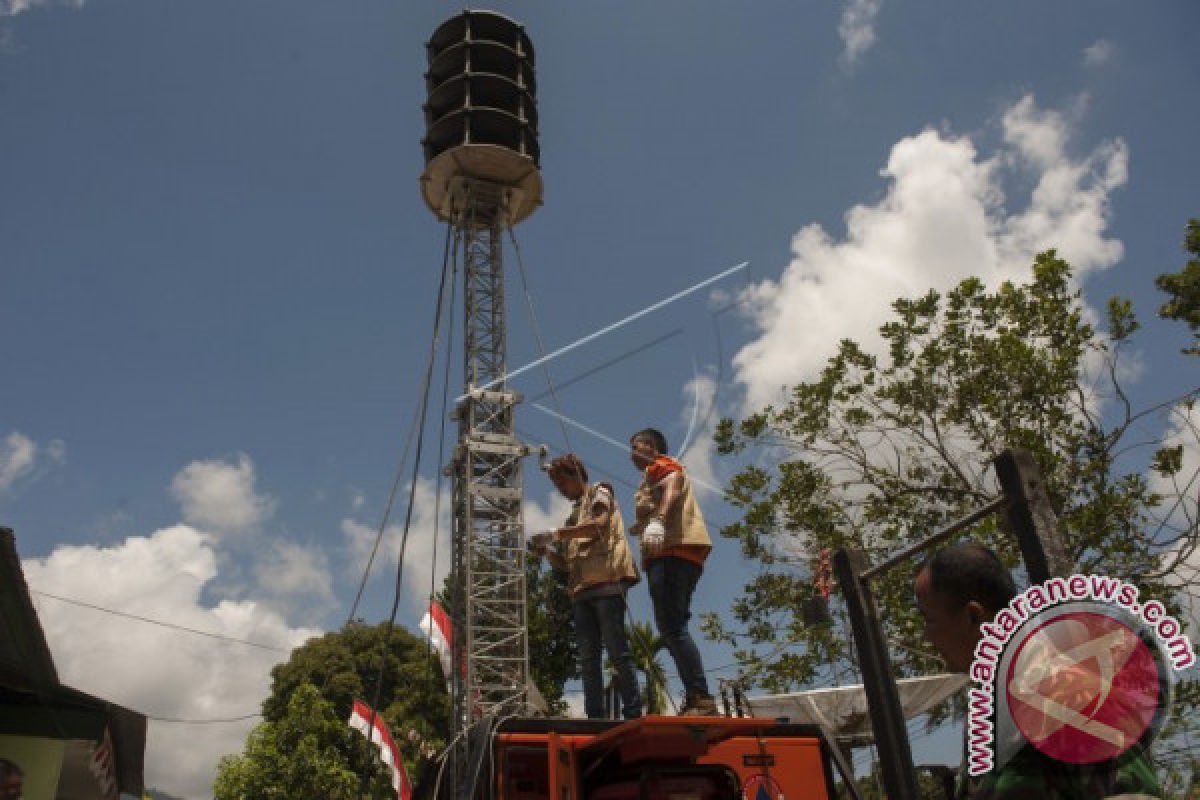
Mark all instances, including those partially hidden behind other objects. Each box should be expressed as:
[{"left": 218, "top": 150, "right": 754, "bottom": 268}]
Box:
[
  {"left": 419, "top": 599, "right": 454, "bottom": 689},
  {"left": 348, "top": 698, "right": 412, "bottom": 800}
]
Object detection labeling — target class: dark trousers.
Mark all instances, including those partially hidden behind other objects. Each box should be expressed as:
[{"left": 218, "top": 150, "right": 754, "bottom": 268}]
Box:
[
  {"left": 573, "top": 593, "right": 643, "bottom": 719},
  {"left": 646, "top": 556, "right": 709, "bottom": 698}
]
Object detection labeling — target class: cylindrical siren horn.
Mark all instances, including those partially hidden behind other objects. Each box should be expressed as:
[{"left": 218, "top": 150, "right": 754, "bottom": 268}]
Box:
[{"left": 420, "top": 10, "right": 543, "bottom": 225}]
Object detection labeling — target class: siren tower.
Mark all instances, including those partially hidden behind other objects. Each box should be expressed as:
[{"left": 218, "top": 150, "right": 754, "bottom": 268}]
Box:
[{"left": 419, "top": 9, "right": 542, "bottom": 792}]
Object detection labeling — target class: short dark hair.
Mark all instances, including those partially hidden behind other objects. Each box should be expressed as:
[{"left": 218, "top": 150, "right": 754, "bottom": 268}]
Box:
[
  {"left": 631, "top": 428, "right": 668, "bottom": 455},
  {"left": 0, "top": 758, "right": 22, "bottom": 781},
  {"left": 923, "top": 542, "right": 1016, "bottom": 615},
  {"left": 549, "top": 454, "right": 588, "bottom": 484}
]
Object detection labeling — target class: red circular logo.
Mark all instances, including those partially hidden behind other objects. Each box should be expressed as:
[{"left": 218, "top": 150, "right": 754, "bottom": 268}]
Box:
[
  {"left": 742, "top": 773, "right": 783, "bottom": 800},
  {"left": 1005, "top": 610, "right": 1160, "bottom": 764}
]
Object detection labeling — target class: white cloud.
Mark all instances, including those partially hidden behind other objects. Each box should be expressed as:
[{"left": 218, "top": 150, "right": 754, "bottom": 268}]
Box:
[
  {"left": 524, "top": 492, "right": 574, "bottom": 538},
  {"left": 341, "top": 477, "right": 451, "bottom": 611},
  {"left": 339, "top": 480, "right": 576, "bottom": 622},
  {"left": 1082, "top": 39, "right": 1115, "bottom": 68},
  {"left": 677, "top": 371, "right": 722, "bottom": 498},
  {"left": 0, "top": 432, "right": 37, "bottom": 491},
  {"left": 0, "top": 431, "right": 66, "bottom": 494},
  {"left": 838, "top": 0, "right": 883, "bottom": 69},
  {"left": 22, "top": 526, "right": 319, "bottom": 799},
  {"left": 1152, "top": 404, "right": 1200, "bottom": 639},
  {"left": 170, "top": 454, "right": 277, "bottom": 536},
  {"left": 732, "top": 94, "right": 1127, "bottom": 412},
  {"left": 0, "top": 0, "right": 82, "bottom": 16},
  {"left": 254, "top": 539, "right": 336, "bottom": 609}
]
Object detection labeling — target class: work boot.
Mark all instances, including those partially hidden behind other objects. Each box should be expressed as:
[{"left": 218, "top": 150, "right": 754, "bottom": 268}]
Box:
[{"left": 679, "top": 692, "right": 719, "bottom": 717}]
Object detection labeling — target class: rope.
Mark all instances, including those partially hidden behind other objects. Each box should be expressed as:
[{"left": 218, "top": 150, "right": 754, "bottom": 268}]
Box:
[{"left": 507, "top": 223, "right": 572, "bottom": 455}]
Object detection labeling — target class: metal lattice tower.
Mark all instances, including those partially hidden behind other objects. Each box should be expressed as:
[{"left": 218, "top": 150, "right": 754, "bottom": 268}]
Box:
[
  {"left": 419, "top": 10, "right": 542, "bottom": 798},
  {"left": 450, "top": 181, "right": 530, "bottom": 722}
]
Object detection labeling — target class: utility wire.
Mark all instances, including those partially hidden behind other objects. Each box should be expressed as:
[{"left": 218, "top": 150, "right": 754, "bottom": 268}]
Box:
[
  {"left": 345, "top": 405, "right": 423, "bottom": 626},
  {"left": 358, "top": 216, "right": 455, "bottom": 798},
  {"left": 345, "top": 217, "right": 456, "bottom": 628},
  {"left": 30, "top": 590, "right": 289, "bottom": 653},
  {"left": 146, "top": 713, "right": 262, "bottom": 724},
  {"left": 426, "top": 227, "right": 458, "bottom": 684}
]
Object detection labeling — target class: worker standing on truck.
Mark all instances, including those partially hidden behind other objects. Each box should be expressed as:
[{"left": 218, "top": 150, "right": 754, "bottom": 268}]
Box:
[
  {"left": 915, "top": 542, "right": 1161, "bottom": 799},
  {"left": 628, "top": 428, "right": 718, "bottom": 717},
  {"left": 532, "top": 454, "right": 643, "bottom": 720}
]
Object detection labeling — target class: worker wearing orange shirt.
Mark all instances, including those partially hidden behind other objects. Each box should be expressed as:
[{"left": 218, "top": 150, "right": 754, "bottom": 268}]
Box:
[{"left": 629, "top": 428, "right": 718, "bottom": 716}]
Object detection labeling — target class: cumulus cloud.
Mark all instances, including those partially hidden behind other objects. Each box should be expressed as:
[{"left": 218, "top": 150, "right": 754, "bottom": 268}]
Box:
[
  {"left": 341, "top": 477, "right": 451, "bottom": 610},
  {"left": 524, "top": 492, "right": 574, "bottom": 538},
  {"left": 0, "top": 430, "right": 66, "bottom": 494},
  {"left": 23, "top": 526, "right": 319, "bottom": 799},
  {"left": 339, "top": 479, "right": 575, "bottom": 621},
  {"left": 254, "top": 539, "right": 336, "bottom": 609},
  {"left": 170, "top": 454, "right": 277, "bottom": 536},
  {"left": 838, "top": 0, "right": 883, "bottom": 69},
  {"left": 732, "top": 94, "right": 1127, "bottom": 412},
  {"left": 1151, "top": 404, "right": 1200, "bottom": 637},
  {"left": 677, "top": 370, "right": 722, "bottom": 497},
  {"left": 1083, "top": 39, "right": 1115, "bottom": 68}
]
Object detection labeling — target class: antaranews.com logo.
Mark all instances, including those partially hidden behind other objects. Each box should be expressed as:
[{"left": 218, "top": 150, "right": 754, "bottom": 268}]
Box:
[{"left": 966, "top": 574, "right": 1195, "bottom": 775}]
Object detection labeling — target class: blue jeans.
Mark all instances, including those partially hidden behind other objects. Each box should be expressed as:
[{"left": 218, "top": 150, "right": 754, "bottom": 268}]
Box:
[
  {"left": 574, "top": 593, "right": 643, "bottom": 719},
  {"left": 646, "top": 557, "right": 709, "bottom": 697}
]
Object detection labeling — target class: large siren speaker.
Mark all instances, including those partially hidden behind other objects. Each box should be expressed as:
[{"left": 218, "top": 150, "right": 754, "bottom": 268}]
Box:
[{"left": 420, "top": 10, "right": 543, "bottom": 224}]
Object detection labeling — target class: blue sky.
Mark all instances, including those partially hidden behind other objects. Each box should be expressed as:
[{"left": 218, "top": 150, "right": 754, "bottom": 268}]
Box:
[{"left": 2, "top": 1, "right": 1198, "bottom": 796}]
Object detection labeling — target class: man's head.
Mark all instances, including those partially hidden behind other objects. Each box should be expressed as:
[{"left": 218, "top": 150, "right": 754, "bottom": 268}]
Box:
[
  {"left": 915, "top": 542, "right": 1017, "bottom": 672},
  {"left": 0, "top": 758, "right": 22, "bottom": 800},
  {"left": 548, "top": 454, "right": 588, "bottom": 500},
  {"left": 630, "top": 428, "right": 667, "bottom": 470}
]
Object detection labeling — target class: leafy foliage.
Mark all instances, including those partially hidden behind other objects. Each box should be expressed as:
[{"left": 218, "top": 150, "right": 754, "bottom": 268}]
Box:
[
  {"left": 262, "top": 620, "right": 450, "bottom": 762},
  {"left": 1156, "top": 218, "right": 1200, "bottom": 354},
  {"left": 708, "top": 252, "right": 1200, "bottom": 694},
  {"left": 214, "top": 619, "right": 449, "bottom": 799},
  {"left": 524, "top": 556, "right": 578, "bottom": 714},
  {"left": 626, "top": 621, "right": 667, "bottom": 715},
  {"left": 214, "top": 683, "right": 396, "bottom": 800}
]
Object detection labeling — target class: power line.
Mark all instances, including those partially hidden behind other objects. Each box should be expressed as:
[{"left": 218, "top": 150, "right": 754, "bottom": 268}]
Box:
[
  {"left": 358, "top": 215, "right": 456, "bottom": 798},
  {"left": 29, "top": 589, "right": 289, "bottom": 653},
  {"left": 345, "top": 220, "right": 457, "bottom": 626},
  {"left": 146, "top": 712, "right": 262, "bottom": 724}
]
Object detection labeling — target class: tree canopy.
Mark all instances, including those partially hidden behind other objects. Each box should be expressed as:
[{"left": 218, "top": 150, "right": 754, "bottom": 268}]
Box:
[
  {"left": 708, "top": 250, "right": 1200, "bottom": 695},
  {"left": 1156, "top": 218, "right": 1200, "bottom": 354},
  {"left": 214, "top": 683, "right": 397, "bottom": 800},
  {"left": 215, "top": 621, "right": 449, "bottom": 799}
]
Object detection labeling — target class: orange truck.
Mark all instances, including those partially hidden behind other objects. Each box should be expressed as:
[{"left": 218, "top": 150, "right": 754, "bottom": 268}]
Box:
[{"left": 491, "top": 716, "right": 840, "bottom": 800}]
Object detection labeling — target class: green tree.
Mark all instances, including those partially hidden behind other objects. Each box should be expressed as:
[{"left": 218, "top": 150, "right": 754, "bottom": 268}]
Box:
[
  {"left": 263, "top": 620, "right": 449, "bottom": 758},
  {"left": 524, "top": 556, "right": 578, "bottom": 714},
  {"left": 213, "top": 618, "right": 451, "bottom": 800},
  {"left": 214, "top": 683, "right": 397, "bottom": 800},
  {"left": 1156, "top": 218, "right": 1200, "bottom": 354},
  {"left": 626, "top": 621, "right": 668, "bottom": 715},
  {"left": 708, "top": 252, "right": 1200, "bottom": 694}
]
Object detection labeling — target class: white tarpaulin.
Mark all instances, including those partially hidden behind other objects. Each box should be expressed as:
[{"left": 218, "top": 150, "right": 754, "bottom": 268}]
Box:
[{"left": 744, "top": 673, "right": 968, "bottom": 737}]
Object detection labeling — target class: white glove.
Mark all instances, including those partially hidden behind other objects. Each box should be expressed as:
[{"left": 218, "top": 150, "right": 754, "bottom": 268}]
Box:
[{"left": 641, "top": 519, "right": 666, "bottom": 555}]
